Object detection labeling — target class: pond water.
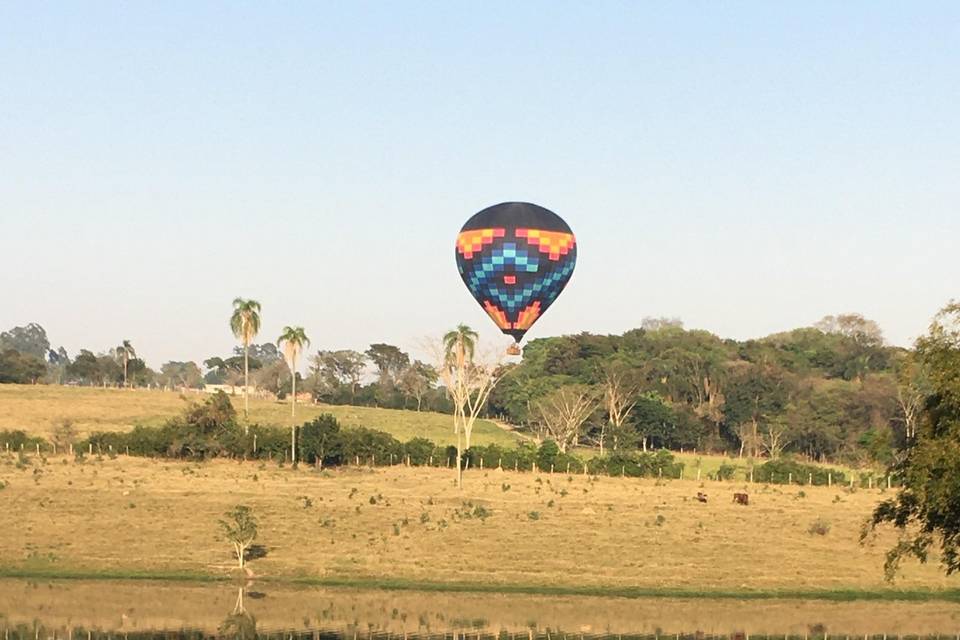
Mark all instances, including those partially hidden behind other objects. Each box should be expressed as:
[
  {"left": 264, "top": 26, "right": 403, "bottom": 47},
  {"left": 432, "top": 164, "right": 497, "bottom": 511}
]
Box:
[{"left": 1, "top": 580, "right": 959, "bottom": 639}]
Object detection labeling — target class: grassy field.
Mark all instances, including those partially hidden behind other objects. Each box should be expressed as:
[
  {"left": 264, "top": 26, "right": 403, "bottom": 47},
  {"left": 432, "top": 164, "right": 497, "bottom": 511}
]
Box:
[
  {"left": 0, "top": 451, "right": 956, "bottom": 597},
  {"left": 0, "top": 384, "right": 518, "bottom": 448}
]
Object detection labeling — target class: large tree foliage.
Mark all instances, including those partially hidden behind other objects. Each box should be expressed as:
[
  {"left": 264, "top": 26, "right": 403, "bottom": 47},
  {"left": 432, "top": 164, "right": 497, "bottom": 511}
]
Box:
[
  {"left": 0, "top": 349, "right": 46, "bottom": 383},
  {"left": 0, "top": 323, "right": 50, "bottom": 360},
  {"left": 365, "top": 343, "right": 410, "bottom": 387},
  {"left": 867, "top": 302, "right": 960, "bottom": 577},
  {"left": 490, "top": 314, "right": 902, "bottom": 459}
]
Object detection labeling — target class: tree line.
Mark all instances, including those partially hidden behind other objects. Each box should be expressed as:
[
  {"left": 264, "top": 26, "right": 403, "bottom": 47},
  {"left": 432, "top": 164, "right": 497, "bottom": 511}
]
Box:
[
  {"left": 0, "top": 309, "right": 930, "bottom": 466},
  {"left": 489, "top": 314, "right": 922, "bottom": 466}
]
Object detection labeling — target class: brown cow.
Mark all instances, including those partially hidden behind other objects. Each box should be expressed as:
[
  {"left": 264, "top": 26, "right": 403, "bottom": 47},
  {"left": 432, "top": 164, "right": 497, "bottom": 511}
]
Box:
[{"left": 733, "top": 492, "right": 749, "bottom": 506}]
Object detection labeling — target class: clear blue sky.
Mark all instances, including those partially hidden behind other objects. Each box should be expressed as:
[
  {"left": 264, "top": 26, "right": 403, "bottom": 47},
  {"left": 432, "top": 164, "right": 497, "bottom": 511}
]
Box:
[{"left": 2, "top": 2, "right": 958, "bottom": 367}]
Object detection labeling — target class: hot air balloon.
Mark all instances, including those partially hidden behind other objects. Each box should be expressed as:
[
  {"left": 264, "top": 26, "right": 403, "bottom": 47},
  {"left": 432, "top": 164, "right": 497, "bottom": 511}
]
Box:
[{"left": 455, "top": 202, "right": 577, "bottom": 355}]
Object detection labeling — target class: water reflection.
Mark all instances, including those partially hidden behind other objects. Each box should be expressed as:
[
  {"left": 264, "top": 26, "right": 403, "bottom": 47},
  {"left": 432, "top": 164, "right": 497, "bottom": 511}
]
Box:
[
  {"left": 218, "top": 587, "right": 257, "bottom": 640},
  {"left": 1, "top": 580, "right": 958, "bottom": 638}
]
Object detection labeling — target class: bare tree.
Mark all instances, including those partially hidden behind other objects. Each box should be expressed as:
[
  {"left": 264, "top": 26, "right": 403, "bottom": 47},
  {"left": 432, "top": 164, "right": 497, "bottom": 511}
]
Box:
[
  {"left": 535, "top": 386, "right": 599, "bottom": 453},
  {"left": 894, "top": 354, "right": 928, "bottom": 445},
  {"left": 759, "top": 422, "right": 790, "bottom": 459},
  {"left": 600, "top": 368, "right": 639, "bottom": 454},
  {"left": 431, "top": 328, "right": 503, "bottom": 488}
]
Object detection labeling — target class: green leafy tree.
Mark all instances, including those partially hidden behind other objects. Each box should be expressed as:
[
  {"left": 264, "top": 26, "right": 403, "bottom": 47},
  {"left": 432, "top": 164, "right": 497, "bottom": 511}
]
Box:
[
  {"left": 67, "top": 349, "right": 100, "bottom": 384},
  {"left": 0, "top": 323, "right": 50, "bottom": 360},
  {"left": 219, "top": 505, "right": 258, "bottom": 570},
  {"left": 866, "top": 302, "right": 960, "bottom": 577},
  {"left": 398, "top": 360, "right": 438, "bottom": 411},
  {"left": 365, "top": 343, "right": 410, "bottom": 388},
  {"left": 230, "top": 298, "right": 262, "bottom": 420},
  {"left": 0, "top": 349, "right": 46, "bottom": 384},
  {"left": 160, "top": 361, "right": 204, "bottom": 390},
  {"left": 310, "top": 349, "right": 367, "bottom": 400}
]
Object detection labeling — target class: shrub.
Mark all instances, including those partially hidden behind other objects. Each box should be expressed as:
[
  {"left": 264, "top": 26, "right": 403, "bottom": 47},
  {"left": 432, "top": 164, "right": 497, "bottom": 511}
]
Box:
[
  {"left": 465, "top": 442, "right": 537, "bottom": 471},
  {"left": 0, "top": 430, "right": 46, "bottom": 452},
  {"left": 339, "top": 427, "right": 402, "bottom": 464},
  {"left": 402, "top": 437, "right": 440, "bottom": 465},
  {"left": 536, "top": 440, "right": 561, "bottom": 470},
  {"left": 808, "top": 517, "right": 831, "bottom": 536},
  {"left": 711, "top": 462, "right": 737, "bottom": 481},
  {"left": 754, "top": 458, "right": 846, "bottom": 486},
  {"left": 587, "top": 449, "right": 683, "bottom": 478},
  {"left": 299, "top": 414, "right": 343, "bottom": 465}
]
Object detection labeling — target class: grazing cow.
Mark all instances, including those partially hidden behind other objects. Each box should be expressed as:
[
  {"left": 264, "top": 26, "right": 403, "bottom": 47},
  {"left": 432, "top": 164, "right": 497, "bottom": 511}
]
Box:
[
  {"left": 733, "top": 492, "right": 749, "bottom": 506},
  {"left": 696, "top": 492, "right": 708, "bottom": 503}
]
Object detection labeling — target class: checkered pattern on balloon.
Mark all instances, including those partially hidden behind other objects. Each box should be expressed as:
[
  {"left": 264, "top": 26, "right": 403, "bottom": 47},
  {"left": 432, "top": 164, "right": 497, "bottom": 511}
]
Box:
[{"left": 455, "top": 227, "right": 577, "bottom": 343}]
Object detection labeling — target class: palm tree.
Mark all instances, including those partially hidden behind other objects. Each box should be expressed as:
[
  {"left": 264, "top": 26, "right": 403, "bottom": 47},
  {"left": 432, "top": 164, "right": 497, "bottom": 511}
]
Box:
[
  {"left": 442, "top": 324, "right": 478, "bottom": 483},
  {"left": 443, "top": 324, "right": 478, "bottom": 370},
  {"left": 230, "top": 298, "right": 262, "bottom": 421},
  {"left": 278, "top": 325, "right": 310, "bottom": 464},
  {"left": 116, "top": 340, "right": 136, "bottom": 388}
]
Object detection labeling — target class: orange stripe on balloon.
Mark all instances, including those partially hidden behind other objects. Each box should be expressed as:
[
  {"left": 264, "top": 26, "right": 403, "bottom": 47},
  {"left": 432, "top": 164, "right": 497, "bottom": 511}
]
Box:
[
  {"left": 514, "top": 301, "right": 542, "bottom": 331},
  {"left": 516, "top": 229, "right": 576, "bottom": 260},
  {"left": 483, "top": 300, "right": 512, "bottom": 330},
  {"left": 456, "top": 228, "right": 506, "bottom": 259}
]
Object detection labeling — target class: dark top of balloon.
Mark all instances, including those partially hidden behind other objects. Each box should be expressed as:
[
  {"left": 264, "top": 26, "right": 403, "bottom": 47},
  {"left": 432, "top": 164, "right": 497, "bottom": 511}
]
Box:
[{"left": 460, "top": 202, "right": 572, "bottom": 234}]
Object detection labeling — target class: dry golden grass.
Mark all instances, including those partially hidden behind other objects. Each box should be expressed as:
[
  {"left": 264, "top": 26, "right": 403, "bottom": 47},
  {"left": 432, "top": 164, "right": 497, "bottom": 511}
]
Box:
[
  {"left": 2, "top": 579, "right": 959, "bottom": 635},
  {"left": 0, "top": 384, "right": 517, "bottom": 447},
  {"left": 0, "top": 452, "right": 956, "bottom": 595}
]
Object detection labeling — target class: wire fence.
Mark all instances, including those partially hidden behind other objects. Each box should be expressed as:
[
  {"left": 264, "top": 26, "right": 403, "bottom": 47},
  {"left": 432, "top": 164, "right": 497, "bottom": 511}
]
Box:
[{"left": 3, "top": 626, "right": 960, "bottom": 640}]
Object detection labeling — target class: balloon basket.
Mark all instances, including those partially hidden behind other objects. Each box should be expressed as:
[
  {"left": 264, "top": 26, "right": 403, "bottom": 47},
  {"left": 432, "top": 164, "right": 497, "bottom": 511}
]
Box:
[{"left": 506, "top": 343, "right": 522, "bottom": 357}]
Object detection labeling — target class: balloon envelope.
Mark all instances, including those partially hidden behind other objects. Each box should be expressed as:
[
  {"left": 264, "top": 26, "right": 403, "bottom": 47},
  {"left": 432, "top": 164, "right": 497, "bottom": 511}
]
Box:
[{"left": 455, "top": 202, "right": 577, "bottom": 343}]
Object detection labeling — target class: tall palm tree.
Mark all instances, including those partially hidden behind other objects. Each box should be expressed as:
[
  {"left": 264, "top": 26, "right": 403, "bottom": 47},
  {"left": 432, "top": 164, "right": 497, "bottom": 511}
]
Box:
[
  {"left": 443, "top": 324, "right": 478, "bottom": 484},
  {"left": 443, "top": 324, "right": 478, "bottom": 370},
  {"left": 116, "top": 340, "right": 136, "bottom": 388},
  {"left": 230, "top": 298, "right": 262, "bottom": 420},
  {"left": 278, "top": 326, "right": 310, "bottom": 463}
]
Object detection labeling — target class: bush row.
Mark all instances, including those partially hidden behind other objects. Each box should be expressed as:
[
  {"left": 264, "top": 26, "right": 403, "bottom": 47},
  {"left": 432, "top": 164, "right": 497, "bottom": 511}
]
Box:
[
  {"left": 754, "top": 458, "right": 847, "bottom": 486},
  {"left": 43, "top": 391, "right": 683, "bottom": 479}
]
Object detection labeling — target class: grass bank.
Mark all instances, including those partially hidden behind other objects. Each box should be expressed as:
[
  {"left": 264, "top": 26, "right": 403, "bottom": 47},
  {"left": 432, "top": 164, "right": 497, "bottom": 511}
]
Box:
[{"left": 1, "top": 566, "right": 958, "bottom": 602}]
